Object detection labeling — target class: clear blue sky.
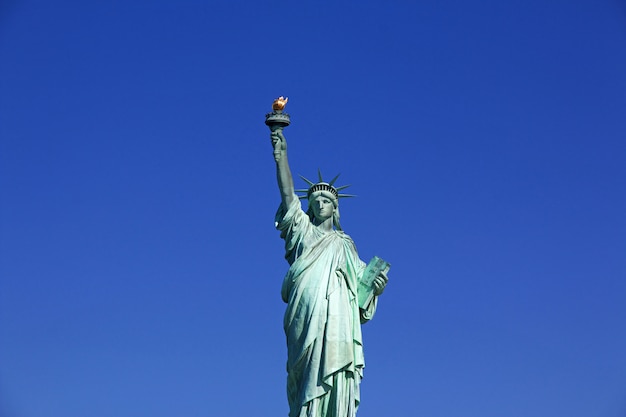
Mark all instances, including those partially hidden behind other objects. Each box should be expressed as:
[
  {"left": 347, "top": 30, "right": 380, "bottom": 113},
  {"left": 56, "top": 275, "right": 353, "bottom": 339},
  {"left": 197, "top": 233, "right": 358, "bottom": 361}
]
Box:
[{"left": 1, "top": 1, "right": 625, "bottom": 416}]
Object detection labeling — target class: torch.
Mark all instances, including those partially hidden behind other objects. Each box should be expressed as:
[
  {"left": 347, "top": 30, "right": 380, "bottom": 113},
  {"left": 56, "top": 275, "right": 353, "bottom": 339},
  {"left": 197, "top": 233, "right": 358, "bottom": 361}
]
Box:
[{"left": 265, "top": 97, "right": 290, "bottom": 160}]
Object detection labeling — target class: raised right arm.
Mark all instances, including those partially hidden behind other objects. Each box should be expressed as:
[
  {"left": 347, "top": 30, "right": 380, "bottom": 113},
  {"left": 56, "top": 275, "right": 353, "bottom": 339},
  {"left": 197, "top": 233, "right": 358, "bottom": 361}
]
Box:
[{"left": 271, "top": 129, "right": 296, "bottom": 208}]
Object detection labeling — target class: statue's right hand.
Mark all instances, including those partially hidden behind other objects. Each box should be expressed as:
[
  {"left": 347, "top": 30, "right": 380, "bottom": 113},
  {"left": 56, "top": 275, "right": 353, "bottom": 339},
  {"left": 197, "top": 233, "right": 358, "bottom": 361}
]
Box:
[
  {"left": 270, "top": 130, "right": 287, "bottom": 161},
  {"left": 270, "top": 130, "right": 286, "bottom": 148}
]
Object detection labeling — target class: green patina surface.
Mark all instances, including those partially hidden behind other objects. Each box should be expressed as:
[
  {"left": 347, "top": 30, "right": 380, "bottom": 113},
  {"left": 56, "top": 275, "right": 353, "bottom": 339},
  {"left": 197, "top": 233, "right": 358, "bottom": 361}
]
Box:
[{"left": 267, "top": 100, "right": 389, "bottom": 417}]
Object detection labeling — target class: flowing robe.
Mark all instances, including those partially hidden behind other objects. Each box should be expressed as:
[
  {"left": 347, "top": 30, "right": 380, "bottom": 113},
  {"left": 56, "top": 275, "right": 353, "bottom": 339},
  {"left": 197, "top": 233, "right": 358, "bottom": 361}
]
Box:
[{"left": 276, "top": 197, "right": 377, "bottom": 417}]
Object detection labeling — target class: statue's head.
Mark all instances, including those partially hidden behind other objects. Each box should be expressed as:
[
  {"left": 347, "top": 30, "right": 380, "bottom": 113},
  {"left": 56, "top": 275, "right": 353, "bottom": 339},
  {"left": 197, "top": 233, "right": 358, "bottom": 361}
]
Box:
[
  {"left": 308, "top": 189, "right": 338, "bottom": 223},
  {"left": 297, "top": 172, "right": 354, "bottom": 231}
]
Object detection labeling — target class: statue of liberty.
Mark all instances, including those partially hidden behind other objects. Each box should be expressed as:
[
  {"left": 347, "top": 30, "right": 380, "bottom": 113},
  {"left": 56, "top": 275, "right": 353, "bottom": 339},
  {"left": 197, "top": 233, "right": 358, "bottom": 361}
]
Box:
[{"left": 267, "top": 97, "right": 389, "bottom": 417}]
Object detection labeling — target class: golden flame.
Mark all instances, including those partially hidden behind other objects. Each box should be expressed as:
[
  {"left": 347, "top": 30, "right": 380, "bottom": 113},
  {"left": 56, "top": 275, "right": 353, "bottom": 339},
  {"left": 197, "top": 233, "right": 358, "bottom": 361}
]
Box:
[{"left": 272, "top": 96, "right": 288, "bottom": 111}]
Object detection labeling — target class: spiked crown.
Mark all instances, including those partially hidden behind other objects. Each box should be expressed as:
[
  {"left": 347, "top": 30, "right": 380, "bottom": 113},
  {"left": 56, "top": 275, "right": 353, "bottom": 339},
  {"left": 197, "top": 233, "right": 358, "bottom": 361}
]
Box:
[{"left": 295, "top": 170, "right": 355, "bottom": 201}]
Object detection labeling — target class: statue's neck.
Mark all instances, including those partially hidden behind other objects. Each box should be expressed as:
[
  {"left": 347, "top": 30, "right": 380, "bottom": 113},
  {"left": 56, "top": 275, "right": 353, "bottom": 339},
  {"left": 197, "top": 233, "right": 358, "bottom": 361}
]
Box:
[{"left": 313, "top": 217, "right": 333, "bottom": 232}]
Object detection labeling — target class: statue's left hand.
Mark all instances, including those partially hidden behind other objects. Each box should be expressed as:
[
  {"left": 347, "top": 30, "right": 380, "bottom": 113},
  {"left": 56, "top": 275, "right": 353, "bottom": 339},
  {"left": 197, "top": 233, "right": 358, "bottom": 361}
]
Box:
[{"left": 373, "top": 271, "right": 388, "bottom": 296}]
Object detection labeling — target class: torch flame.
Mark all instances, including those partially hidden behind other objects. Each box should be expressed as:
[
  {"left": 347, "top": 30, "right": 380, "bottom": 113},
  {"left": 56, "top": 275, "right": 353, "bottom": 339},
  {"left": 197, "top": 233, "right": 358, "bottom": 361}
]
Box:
[{"left": 272, "top": 96, "right": 288, "bottom": 111}]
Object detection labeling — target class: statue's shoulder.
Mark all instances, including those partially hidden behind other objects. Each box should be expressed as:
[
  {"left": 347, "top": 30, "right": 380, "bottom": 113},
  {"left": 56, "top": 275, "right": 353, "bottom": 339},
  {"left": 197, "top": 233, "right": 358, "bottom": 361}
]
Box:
[
  {"left": 275, "top": 198, "right": 308, "bottom": 228},
  {"left": 335, "top": 230, "right": 355, "bottom": 243}
]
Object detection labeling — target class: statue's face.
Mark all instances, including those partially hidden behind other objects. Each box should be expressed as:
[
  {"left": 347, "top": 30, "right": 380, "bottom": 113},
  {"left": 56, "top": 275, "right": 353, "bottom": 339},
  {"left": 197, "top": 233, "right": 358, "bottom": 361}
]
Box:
[{"left": 310, "top": 195, "right": 335, "bottom": 222}]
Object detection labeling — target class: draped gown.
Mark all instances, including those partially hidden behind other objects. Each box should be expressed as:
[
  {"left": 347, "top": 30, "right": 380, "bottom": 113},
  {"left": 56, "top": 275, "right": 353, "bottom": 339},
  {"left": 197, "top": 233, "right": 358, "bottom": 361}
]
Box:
[{"left": 276, "top": 197, "right": 378, "bottom": 417}]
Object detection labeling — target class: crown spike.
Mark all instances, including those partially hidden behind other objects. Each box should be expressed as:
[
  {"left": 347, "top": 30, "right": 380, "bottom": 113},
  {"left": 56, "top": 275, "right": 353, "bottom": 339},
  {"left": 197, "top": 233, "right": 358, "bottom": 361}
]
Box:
[
  {"left": 338, "top": 194, "right": 356, "bottom": 198},
  {"left": 299, "top": 175, "right": 315, "bottom": 186},
  {"left": 328, "top": 174, "right": 341, "bottom": 186},
  {"left": 317, "top": 169, "right": 324, "bottom": 183},
  {"left": 335, "top": 184, "right": 351, "bottom": 191}
]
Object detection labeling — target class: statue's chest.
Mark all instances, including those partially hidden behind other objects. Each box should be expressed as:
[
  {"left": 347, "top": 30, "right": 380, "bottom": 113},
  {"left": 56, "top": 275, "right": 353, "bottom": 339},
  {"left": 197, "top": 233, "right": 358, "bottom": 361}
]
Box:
[{"left": 298, "top": 231, "right": 345, "bottom": 262}]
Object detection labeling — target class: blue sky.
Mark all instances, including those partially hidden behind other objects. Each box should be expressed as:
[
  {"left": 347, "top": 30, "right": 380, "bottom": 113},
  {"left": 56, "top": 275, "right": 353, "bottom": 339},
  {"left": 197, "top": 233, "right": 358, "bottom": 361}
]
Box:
[{"left": 1, "top": 1, "right": 625, "bottom": 416}]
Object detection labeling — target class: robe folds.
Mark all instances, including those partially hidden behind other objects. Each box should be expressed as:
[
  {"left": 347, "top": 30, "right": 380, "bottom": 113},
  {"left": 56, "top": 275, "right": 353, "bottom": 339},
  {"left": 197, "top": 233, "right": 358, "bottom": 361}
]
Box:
[{"left": 276, "top": 197, "right": 377, "bottom": 417}]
